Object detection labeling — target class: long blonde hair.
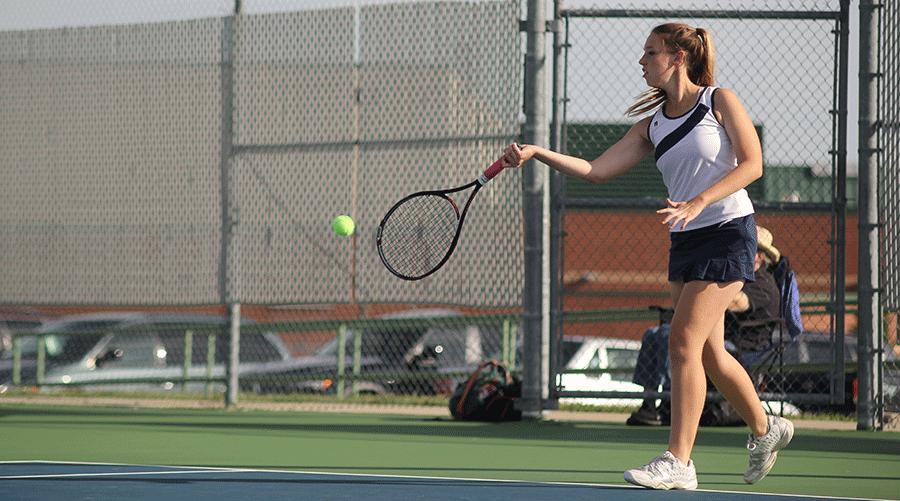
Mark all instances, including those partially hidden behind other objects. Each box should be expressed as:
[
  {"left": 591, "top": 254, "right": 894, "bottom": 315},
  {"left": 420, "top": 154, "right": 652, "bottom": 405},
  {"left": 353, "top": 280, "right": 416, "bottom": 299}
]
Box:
[{"left": 627, "top": 23, "right": 716, "bottom": 117}]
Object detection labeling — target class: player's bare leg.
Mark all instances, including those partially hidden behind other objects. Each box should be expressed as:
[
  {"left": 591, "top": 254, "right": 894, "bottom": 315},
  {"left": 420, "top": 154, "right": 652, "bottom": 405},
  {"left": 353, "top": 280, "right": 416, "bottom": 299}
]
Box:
[
  {"left": 701, "top": 317, "right": 768, "bottom": 437},
  {"left": 666, "top": 280, "right": 745, "bottom": 465}
]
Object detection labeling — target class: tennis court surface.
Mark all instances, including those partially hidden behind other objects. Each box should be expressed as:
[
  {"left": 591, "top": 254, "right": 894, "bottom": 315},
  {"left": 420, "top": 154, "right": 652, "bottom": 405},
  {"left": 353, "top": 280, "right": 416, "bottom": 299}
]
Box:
[
  {"left": 0, "top": 401, "right": 897, "bottom": 500},
  {"left": 1, "top": 461, "right": 887, "bottom": 501}
]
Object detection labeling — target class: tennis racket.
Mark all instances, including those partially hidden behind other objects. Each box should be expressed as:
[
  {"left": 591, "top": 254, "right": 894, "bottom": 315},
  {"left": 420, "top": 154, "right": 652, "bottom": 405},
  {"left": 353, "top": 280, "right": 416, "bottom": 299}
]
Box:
[{"left": 376, "top": 156, "right": 507, "bottom": 280}]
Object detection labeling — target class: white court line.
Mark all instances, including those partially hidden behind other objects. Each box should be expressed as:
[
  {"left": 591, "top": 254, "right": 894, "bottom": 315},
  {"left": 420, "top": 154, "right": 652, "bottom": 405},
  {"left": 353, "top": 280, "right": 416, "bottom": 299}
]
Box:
[
  {"left": 200, "top": 466, "right": 893, "bottom": 501},
  {"left": 0, "top": 461, "right": 891, "bottom": 501},
  {"left": 0, "top": 460, "right": 241, "bottom": 480}
]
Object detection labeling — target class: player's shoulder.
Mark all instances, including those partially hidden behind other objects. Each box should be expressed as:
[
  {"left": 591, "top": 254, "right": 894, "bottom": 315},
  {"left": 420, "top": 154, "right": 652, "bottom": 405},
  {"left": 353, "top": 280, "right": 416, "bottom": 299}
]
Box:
[
  {"left": 634, "top": 115, "right": 654, "bottom": 127},
  {"left": 710, "top": 87, "right": 750, "bottom": 124},
  {"left": 631, "top": 116, "right": 654, "bottom": 141},
  {"left": 710, "top": 87, "right": 743, "bottom": 110}
]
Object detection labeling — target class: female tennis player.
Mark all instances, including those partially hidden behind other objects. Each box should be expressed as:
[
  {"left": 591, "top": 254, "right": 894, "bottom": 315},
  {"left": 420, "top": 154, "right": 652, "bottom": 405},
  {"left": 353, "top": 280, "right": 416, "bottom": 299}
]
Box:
[{"left": 500, "top": 23, "right": 792, "bottom": 490}]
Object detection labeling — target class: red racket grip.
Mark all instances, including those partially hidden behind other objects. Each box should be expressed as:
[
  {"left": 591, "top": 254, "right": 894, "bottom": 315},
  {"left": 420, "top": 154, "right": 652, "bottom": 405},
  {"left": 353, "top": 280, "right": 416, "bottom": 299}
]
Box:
[{"left": 478, "top": 157, "right": 506, "bottom": 185}]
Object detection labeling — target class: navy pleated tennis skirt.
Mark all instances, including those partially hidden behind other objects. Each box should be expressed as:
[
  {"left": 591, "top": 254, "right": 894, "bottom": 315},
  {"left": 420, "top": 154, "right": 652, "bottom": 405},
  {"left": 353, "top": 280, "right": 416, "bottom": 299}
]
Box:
[{"left": 668, "top": 214, "right": 757, "bottom": 283}]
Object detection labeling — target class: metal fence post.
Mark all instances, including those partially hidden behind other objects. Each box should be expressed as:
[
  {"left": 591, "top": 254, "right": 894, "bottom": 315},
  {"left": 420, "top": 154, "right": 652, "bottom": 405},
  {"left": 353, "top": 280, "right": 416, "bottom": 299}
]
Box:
[
  {"left": 337, "top": 324, "right": 347, "bottom": 397},
  {"left": 225, "top": 303, "right": 241, "bottom": 407},
  {"left": 352, "top": 328, "right": 362, "bottom": 396},
  {"left": 857, "top": 0, "right": 882, "bottom": 430},
  {"left": 546, "top": 0, "right": 566, "bottom": 409},
  {"left": 182, "top": 330, "right": 193, "bottom": 391},
  {"left": 12, "top": 336, "right": 21, "bottom": 386},
  {"left": 221, "top": 1, "right": 241, "bottom": 409},
  {"left": 829, "top": 0, "right": 849, "bottom": 417},
  {"left": 519, "top": 0, "right": 550, "bottom": 419},
  {"left": 205, "top": 333, "right": 216, "bottom": 395}
]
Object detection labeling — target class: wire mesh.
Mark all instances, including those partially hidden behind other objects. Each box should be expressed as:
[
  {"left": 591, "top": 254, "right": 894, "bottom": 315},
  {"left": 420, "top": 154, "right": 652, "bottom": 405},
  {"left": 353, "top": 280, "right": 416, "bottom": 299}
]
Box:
[
  {"left": 228, "top": 2, "right": 525, "bottom": 306},
  {"left": 0, "top": 1, "right": 522, "bottom": 308},
  {"left": 877, "top": 0, "right": 900, "bottom": 413},
  {"left": 0, "top": 20, "right": 225, "bottom": 305},
  {"left": 879, "top": 2, "right": 900, "bottom": 312},
  {"left": 0, "top": 0, "right": 522, "bottom": 401}
]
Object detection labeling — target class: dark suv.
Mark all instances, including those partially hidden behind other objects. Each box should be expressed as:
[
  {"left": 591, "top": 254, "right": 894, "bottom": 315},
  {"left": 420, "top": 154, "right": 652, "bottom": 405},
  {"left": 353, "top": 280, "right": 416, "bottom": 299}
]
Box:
[{"left": 278, "top": 309, "right": 510, "bottom": 396}]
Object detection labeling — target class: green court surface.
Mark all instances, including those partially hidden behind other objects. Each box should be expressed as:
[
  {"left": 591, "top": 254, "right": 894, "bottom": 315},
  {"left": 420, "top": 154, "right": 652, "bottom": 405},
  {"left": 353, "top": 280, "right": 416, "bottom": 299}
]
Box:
[{"left": 0, "top": 402, "right": 897, "bottom": 500}]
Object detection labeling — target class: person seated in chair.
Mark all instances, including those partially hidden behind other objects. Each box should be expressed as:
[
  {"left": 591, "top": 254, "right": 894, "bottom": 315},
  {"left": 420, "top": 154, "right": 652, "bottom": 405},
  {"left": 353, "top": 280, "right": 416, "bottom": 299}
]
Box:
[{"left": 627, "top": 225, "right": 782, "bottom": 426}]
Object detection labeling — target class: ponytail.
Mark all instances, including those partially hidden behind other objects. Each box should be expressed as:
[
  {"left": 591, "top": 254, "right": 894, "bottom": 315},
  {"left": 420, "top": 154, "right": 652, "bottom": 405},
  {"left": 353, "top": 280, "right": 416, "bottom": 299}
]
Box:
[
  {"left": 692, "top": 27, "right": 715, "bottom": 87},
  {"left": 626, "top": 89, "right": 665, "bottom": 117}
]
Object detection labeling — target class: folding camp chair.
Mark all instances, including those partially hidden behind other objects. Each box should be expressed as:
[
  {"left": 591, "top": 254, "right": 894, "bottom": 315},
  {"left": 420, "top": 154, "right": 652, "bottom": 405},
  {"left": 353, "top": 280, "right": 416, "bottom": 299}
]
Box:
[{"left": 732, "top": 256, "right": 804, "bottom": 404}]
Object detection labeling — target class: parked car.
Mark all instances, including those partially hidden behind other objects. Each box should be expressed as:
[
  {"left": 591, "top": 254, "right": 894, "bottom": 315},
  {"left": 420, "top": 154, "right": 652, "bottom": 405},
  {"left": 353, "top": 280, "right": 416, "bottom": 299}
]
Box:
[
  {"left": 774, "top": 331, "right": 900, "bottom": 413},
  {"left": 0, "top": 312, "right": 292, "bottom": 394},
  {"left": 0, "top": 308, "right": 56, "bottom": 357},
  {"left": 264, "top": 309, "right": 512, "bottom": 396},
  {"left": 555, "top": 336, "right": 647, "bottom": 407},
  {"left": 549, "top": 335, "right": 801, "bottom": 415}
]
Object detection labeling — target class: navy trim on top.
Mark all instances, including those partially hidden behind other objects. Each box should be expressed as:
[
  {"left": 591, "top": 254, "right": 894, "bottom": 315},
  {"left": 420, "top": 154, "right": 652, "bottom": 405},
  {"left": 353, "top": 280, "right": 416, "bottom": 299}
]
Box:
[
  {"left": 661, "top": 87, "right": 706, "bottom": 120},
  {"left": 709, "top": 87, "right": 724, "bottom": 126},
  {"left": 654, "top": 102, "right": 709, "bottom": 162}
]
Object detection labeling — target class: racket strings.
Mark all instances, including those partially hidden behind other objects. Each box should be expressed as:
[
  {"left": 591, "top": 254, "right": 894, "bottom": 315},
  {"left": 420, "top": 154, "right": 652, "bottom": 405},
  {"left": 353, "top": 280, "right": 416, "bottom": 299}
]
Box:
[{"left": 379, "top": 194, "right": 460, "bottom": 278}]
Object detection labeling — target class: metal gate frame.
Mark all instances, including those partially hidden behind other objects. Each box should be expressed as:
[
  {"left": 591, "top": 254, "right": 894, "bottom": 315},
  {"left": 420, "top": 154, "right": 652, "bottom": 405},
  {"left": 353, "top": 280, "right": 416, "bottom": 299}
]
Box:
[{"left": 548, "top": 6, "right": 851, "bottom": 411}]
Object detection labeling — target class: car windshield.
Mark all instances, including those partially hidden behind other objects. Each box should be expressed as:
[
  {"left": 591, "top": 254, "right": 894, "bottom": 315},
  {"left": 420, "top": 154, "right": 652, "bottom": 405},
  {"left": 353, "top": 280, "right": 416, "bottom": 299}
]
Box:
[
  {"left": 560, "top": 339, "right": 582, "bottom": 366},
  {"left": 42, "top": 320, "right": 126, "bottom": 361},
  {"left": 2, "top": 319, "right": 46, "bottom": 333},
  {"left": 314, "top": 328, "right": 426, "bottom": 364},
  {"left": 159, "top": 328, "right": 286, "bottom": 365},
  {"left": 411, "top": 326, "right": 504, "bottom": 365},
  {"left": 606, "top": 347, "right": 639, "bottom": 382}
]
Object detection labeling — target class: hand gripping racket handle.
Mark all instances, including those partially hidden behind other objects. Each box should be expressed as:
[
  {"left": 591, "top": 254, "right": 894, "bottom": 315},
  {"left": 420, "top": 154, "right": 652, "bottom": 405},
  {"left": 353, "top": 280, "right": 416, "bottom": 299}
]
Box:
[{"left": 476, "top": 157, "right": 506, "bottom": 186}]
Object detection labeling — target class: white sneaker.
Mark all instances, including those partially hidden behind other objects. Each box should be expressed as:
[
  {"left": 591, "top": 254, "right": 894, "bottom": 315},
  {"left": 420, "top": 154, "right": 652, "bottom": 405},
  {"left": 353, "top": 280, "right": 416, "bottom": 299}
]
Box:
[
  {"left": 745, "top": 415, "right": 794, "bottom": 484},
  {"left": 624, "top": 451, "right": 698, "bottom": 490}
]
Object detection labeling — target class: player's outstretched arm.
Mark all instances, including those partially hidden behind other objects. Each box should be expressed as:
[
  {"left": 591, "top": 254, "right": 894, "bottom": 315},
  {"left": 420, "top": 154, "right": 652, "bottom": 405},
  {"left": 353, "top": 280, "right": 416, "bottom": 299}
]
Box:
[{"left": 501, "top": 117, "right": 654, "bottom": 185}]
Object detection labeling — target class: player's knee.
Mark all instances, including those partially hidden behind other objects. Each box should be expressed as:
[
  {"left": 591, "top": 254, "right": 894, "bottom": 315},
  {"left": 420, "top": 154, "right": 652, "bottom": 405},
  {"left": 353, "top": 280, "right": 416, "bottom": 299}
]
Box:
[
  {"left": 701, "top": 346, "right": 738, "bottom": 375},
  {"left": 668, "top": 338, "right": 694, "bottom": 368}
]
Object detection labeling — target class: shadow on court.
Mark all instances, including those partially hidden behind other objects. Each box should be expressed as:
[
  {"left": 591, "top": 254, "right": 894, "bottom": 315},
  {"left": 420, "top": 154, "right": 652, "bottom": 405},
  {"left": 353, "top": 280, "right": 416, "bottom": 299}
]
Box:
[{"left": 3, "top": 405, "right": 896, "bottom": 456}]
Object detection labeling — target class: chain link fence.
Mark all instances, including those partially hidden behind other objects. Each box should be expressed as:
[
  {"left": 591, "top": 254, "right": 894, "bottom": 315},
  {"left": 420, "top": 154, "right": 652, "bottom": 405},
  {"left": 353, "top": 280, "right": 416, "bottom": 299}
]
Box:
[
  {"left": 1, "top": 309, "right": 522, "bottom": 398},
  {"left": 0, "top": 1, "right": 522, "bottom": 307},
  {"left": 228, "top": 2, "right": 524, "bottom": 307},
  {"left": 552, "top": 1, "right": 860, "bottom": 416},
  {"left": 0, "top": 0, "right": 896, "bottom": 422},
  {"left": 876, "top": 0, "right": 900, "bottom": 415},
  {"left": 0, "top": 0, "right": 523, "bottom": 401}
]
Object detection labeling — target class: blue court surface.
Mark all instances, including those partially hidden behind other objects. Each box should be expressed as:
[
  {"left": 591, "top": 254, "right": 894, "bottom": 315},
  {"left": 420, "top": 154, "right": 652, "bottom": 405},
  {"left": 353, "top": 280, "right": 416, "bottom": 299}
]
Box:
[{"left": 0, "top": 461, "right": 887, "bottom": 501}]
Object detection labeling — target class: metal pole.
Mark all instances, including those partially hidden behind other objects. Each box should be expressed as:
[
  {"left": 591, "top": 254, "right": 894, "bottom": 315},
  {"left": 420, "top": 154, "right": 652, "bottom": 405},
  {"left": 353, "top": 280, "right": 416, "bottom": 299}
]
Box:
[
  {"left": 220, "top": 1, "right": 242, "bottom": 407},
  {"left": 225, "top": 303, "right": 241, "bottom": 407},
  {"left": 218, "top": 14, "right": 236, "bottom": 307},
  {"left": 830, "top": 0, "right": 849, "bottom": 415},
  {"left": 546, "top": 0, "right": 565, "bottom": 408},
  {"left": 519, "top": 0, "right": 550, "bottom": 418},
  {"left": 857, "top": 0, "right": 882, "bottom": 431}
]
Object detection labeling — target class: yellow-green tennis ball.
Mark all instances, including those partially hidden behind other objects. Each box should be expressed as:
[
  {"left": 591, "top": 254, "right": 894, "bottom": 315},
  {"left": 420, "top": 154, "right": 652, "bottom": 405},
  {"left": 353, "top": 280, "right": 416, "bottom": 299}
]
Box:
[{"left": 332, "top": 215, "right": 355, "bottom": 236}]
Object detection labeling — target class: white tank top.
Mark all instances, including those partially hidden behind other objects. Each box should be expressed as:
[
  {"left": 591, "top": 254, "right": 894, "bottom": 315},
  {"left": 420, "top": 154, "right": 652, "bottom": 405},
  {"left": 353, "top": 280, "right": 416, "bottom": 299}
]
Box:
[{"left": 647, "top": 86, "right": 754, "bottom": 232}]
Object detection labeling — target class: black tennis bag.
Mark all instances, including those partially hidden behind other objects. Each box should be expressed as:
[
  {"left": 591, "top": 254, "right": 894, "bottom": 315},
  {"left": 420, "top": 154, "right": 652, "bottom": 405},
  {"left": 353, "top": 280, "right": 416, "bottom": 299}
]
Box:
[{"left": 449, "top": 360, "right": 522, "bottom": 422}]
